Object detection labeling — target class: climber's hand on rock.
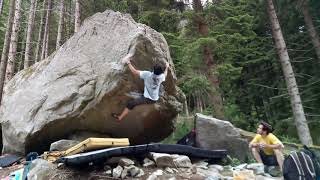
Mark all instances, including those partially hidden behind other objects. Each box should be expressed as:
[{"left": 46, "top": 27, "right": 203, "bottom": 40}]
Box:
[
  {"left": 165, "top": 61, "right": 170, "bottom": 69},
  {"left": 122, "top": 54, "right": 133, "bottom": 64}
]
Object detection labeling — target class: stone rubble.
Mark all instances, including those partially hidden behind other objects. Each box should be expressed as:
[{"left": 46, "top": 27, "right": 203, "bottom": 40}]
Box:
[{"left": 83, "top": 152, "right": 283, "bottom": 179}]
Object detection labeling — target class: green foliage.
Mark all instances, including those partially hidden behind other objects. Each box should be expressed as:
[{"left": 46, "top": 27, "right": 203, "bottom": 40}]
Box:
[
  {"left": 0, "top": 0, "right": 319, "bottom": 145},
  {"left": 180, "top": 75, "right": 212, "bottom": 98},
  {"left": 161, "top": 117, "right": 194, "bottom": 144},
  {"left": 280, "top": 135, "right": 300, "bottom": 144},
  {"left": 159, "top": 10, "right": 180, "bottom": 32},
  {"left": 229, "top": 157, "right": 241, "bottom": 166},
  {"left": 216, "top": 63, "right": 242, "bottom": 94},
  {"left": 138, "top": 10, "right": 180, "bottom": 32},
  {"left": 138, "top": 11, "right": 161, "bottom": 31}
]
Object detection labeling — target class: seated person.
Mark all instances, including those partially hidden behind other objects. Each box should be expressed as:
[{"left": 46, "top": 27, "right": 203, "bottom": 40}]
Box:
[{"left": 249, "top": 121, "right": 285, "bottom": 171}]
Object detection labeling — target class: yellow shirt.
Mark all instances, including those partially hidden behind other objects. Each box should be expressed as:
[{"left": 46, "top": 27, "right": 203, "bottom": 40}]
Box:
[{"left": 250, "top": 133, "right": 282, "bottom": 155}]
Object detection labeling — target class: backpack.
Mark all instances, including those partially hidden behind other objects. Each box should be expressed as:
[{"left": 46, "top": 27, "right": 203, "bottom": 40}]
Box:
[
  {"left": 301, "top": 146, "right": 320, "bottom": 180},
  {"left": 283, "top": 151, "right": 317, "bottom": 180}
]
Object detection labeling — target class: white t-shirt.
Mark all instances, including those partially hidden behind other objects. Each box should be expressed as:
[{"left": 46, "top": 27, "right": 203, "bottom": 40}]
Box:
[{"left": 139, "top": 71, "right": 166, "bottom": 101}]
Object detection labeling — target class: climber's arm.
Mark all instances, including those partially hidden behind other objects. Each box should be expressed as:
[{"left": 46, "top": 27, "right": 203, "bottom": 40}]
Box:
[
  {"left": 164, "top": 61, "right": 170, "bottom": 79},
  {"left": 127, "top": 60, "right": 140, "bottom": 77}
]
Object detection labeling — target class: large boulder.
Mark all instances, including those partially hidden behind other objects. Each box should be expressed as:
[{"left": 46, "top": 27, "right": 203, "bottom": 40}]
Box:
[
  {"left": 195, "top": 113, "right": 249, "bottom": 162},
  {"left": 0, "top": 10, "right": 183, "bottom": 155}
]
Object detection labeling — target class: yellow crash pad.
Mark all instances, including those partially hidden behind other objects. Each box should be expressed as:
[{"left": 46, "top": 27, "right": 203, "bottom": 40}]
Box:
[
  {"left": 43, "top": 151, "right": 66, "bottom": 162},
  {"left": 43, "top": 138, "right": 130, "bottom": 162},
  {"left": 65, "top": 138, "right": 130, "bottom": 156}
]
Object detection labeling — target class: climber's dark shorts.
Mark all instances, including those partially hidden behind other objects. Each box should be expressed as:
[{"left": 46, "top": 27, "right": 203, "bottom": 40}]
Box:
[
  {"left": 126, "top": 96, "right": 156, "bottom": 110},
  {"left": 259, "top": 149, "right": 278, "bottom": 166}
]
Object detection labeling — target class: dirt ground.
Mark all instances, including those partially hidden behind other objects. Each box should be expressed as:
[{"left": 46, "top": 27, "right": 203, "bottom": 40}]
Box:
[{"left": 0, "top": 162, "right": 203, "bottom": 180}]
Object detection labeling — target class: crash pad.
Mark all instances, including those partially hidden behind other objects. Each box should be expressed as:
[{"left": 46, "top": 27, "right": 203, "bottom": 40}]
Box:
[
  {"left": 43, "top": 138, "right": 129, "bottom": 162},
  {"left": 60, "top": 143, "right": 227, "bottom": 166},
  {"left": 0, "top": 154, "right": 21, "bottom": 168},
  {"left": 43, "top": 151, "right": 66, "bottom": 162},
  {"left": 65, "top": 138, "right": 130, "bottom": 156}
]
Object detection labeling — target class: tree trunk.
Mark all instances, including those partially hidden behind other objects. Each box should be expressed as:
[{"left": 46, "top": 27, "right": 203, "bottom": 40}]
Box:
[
  {"left": 5, "top": 0, "right": 22, "bottom": 82},
  {"left": 66, "top": 0, "right": 73, "bottom": 38},
  {"left": 192, "top": 0, "right": 224, "bottom": 119},
  {"left": 0, "top": 0, "right": 15, "bottom": 64},
  {"left": 0, "top": 0, "right": 3, "bottom": 15},
  {"left": 41, "top": 0, "right": 51, "bottom": 60},
  {"left": 301, "top": 0, "right": 320, "bottom": 62},
  {"left": 18, "top": 36, "right": 25, "bottom": 71},
  {"left": 74, "top": 0, "right": 81, "bottom": 33},
  {"left": 183, "top": 98, "right": 189, "bottom": 116},
  {"left": 24, "top": 0, "right": 37, "bottom": 69},
  {"left": 0, "top": 0, "right": 15, "bottom": 104},
  {"left": 56, "top": 0, "right": 65, "bottom": 49},
  {"left": 45, "top": 32, "right": 49, "bottom": 57},
  {"left": 34, "top": 0, "right": 47, "bottom": 62},
  {"left": 196, "top": 96, "right": 201, "bottom": 112},
  {"left": 266, "top": 0, "right": 313, "bottom": 145},
  {"left": 199, "top": 97, "right": 203, "bottom": 113}
]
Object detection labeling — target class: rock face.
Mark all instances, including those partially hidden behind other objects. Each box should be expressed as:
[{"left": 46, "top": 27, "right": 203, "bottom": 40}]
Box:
[
  {"left": 195, "top": 113, "right": 249, "bottom": 162},
  {"left": 0, "top": 10, "right": 183, "bottom": 154}
]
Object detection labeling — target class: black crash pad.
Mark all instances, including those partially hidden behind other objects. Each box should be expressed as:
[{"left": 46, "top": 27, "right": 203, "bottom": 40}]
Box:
[
  {"left": 59, "top": 143, "right": 227, "bottom": 166},
  {"left": 0, "top": 154, "right": 22, "bottom": 167}
]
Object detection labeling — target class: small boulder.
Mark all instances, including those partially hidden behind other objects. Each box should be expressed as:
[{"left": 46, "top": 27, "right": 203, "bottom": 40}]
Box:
[
  {"left": 247, "top": 163, "right": 265, "bottom": 175},
  {"left": 165, "top": 167, "right": 174, "bottom": 174},
  {"left": 195, "top": 113, "right": 249, "bottom": 162},
  {"left": 173, "top": 155, "right": 192, "bottom": 168},
  {"left": 127, "top": 165, "right": 141, "bottom": 177},
  {"left": 27, "top": 159, "right": 56, "bottom": 180},
  {"left": 121, "top": 167, "right": 128, "bottom": 179},
  {"left": 49, "top": 139, "right": 79, "bottom": 151},
  {"left": 105, "top": 170, "right": 112, "bottom": 176},
  {"left": 68, "top": 131, "right": 111, "bottom": 142},
  {"left": 119, "top": 158, "right": 135, "bottom": 167},
  {"left": 194, "top": 161, "right": 209, "bottom": 169},
  {"left": 143, "top": 157, "right": 156, "bottom": 167},
  {"left": 208, "top": 164, "right": 224, "bottom": 172},
  {"left": 146, "top": 169, "right": 163, "bottom": 180},
  {"left": 265, "top": 166, "right": 281, "bottom": 177},
  {"left": 112, "top": 165, "right": 123, "bottom": 178},
  {"left": 234, "top": 163, "right": 248, "bottom": 171},
  {"left": 196, "top": 168, "right": 221, "bottom": 178},
  {"left": 150, "top": 153, "right": 192, "bottom": 168},
  {"left": 150, "top": 152, "right": 175, "bottom": 167},
  {"left": 136, "top": 169, "right": 145, "bottom": 178}
]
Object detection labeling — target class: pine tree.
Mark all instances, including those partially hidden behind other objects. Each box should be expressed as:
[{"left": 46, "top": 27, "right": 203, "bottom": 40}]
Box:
[
  {"left": 34, "top": 0, "right": 47, "bottom": 62},
  {"left": 0, "top": 0, "right": 3, "bottom": 15},
  {"left": 300, "top": 0, "right": 320, "bottom": 62},
  {"left": 0, "top": 0, "right": 15, "bottom": 103},
  {"left": 6, "top": 0, "right": 22, "bottom": 82},
  {"left": 266, "top": 0, "right": 313, "bottom": 145},
  {"left": 74, "top": 0, "right": 81, "bottom": 32},
  {"left": 41, "top": 0, "right": 51, "bottom": 60},
  {"left": 24, "top": 0, "right": 38, "bottom": 68},
  {"left": 56, "top": 0, "right": 65, "bottom": 49},
  {"left": 192, "top": 0, "right": 224, "bottom": 119}
]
